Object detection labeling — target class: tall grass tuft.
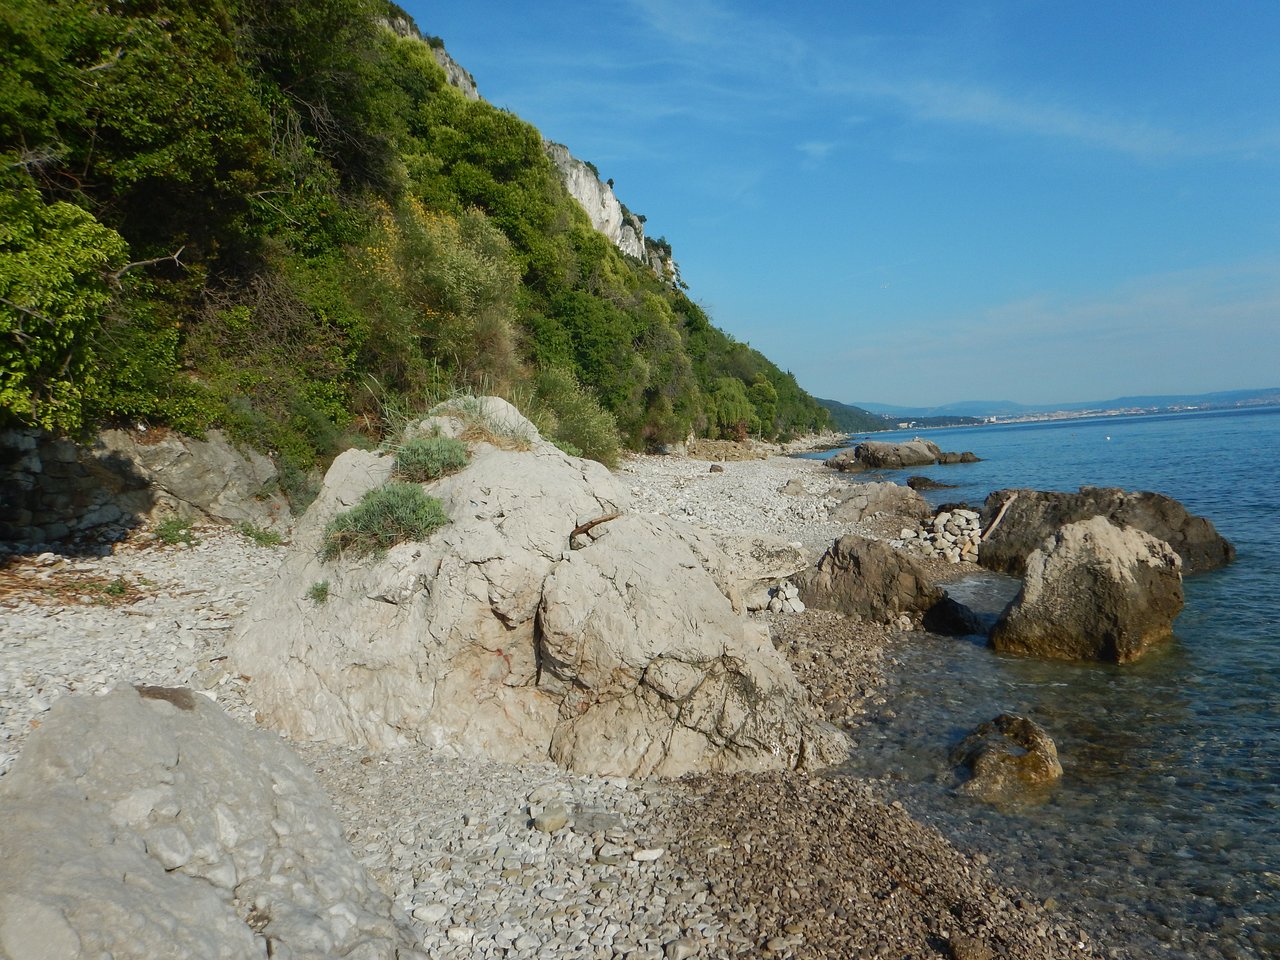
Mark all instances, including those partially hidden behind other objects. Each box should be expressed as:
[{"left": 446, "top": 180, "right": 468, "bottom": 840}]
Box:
[
  {"left": 394, "top": 435, "right": 469, "bottom": 482},
  {"left": 321, "top": 483, "right": 449, "bottom": 560}
]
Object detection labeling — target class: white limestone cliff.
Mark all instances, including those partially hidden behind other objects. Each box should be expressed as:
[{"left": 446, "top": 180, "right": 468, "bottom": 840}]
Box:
[
  {"left": 381, "top": 17, "right": 680, "bottom": 285},
  {"left": 381, "top": 15, "right": 480, "bottom": 101},
  {"left": 429, "top": 42, "right": 480, "bottom": 101},
  {"left": 543, "top": 141, "right": 646, "bottom": 260},
  {"left": 543, "top": 141, "right": 686, "bottom": 288}
]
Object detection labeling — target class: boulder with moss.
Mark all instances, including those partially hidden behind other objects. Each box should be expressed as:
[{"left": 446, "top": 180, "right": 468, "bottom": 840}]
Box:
[{"left": 228, "top": 399, "right": 844, "bottom": 777}]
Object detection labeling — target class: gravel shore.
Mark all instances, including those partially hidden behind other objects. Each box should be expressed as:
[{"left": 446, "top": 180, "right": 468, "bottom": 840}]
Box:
[{"left": 0, "top": 448, "right": 1112, "bottom": 958}]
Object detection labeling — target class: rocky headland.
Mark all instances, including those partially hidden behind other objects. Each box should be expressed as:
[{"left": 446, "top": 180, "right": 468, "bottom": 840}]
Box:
[{"left": 2, "top": 408, "right": 1227, "bottom": 960}]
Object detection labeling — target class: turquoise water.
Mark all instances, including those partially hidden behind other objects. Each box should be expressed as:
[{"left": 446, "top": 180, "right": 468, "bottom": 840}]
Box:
[{"left": 809, "top": 407, "right": 1280, "bottom": 959}]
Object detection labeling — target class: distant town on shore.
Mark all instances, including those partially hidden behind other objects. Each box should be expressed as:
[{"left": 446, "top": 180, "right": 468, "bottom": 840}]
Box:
[{"left": 820, "top": 386, "right": 1280, "bottom": 433}]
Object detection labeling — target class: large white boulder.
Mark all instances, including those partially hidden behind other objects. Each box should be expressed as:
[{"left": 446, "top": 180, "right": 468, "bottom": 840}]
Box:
[{"left": 229, "top": 403, "right": 842, "bottom": 777}]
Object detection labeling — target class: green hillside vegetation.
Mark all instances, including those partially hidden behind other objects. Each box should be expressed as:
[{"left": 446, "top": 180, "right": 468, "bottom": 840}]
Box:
[
  {"left": 815, "top": 398, "right": 892, "bottom": 434},
  {"left": 0, "top": 0, "right": 829, "bottom": 501}
]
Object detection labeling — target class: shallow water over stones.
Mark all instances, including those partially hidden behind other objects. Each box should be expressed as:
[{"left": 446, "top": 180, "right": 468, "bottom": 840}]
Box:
[{"left": 840, "top": 568, "right": 1279, "bottom": 960}]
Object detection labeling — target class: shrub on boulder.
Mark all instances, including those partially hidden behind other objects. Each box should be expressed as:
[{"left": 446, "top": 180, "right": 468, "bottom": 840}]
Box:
[
  {"left": 393, "top": 434, "right": 469, "bottom": 481},
  {"left": 229, "top": 400, "right": 845, "bottom": 777},
  {"left": 320, "top": 482, "right": 448, "bottom": 560}
]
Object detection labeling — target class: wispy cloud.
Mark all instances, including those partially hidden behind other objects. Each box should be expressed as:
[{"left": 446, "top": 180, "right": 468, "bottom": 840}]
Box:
[
  {"left": 797, "top": 140, "right": 835, "bottom": 162},
  {"left": 851, "top": 78, "right": 1187, "bottom": 157},
  {"left": 807, "top": 257, "right": 1280, "bottom": 404},
  {"left": 622, "top": 0, "right": 1269, "bottom": 160}
]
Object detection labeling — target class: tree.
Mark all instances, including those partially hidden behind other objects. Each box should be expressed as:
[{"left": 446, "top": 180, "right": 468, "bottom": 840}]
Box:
[
  {"left": 748, "top": 377, "right": 778, "bottom": 438},
  {"left": 709, "top": 376, "right": 754, "bottom": 440},
  {"left": 0, "top": 179, "right": 127, "bottom": 431}
]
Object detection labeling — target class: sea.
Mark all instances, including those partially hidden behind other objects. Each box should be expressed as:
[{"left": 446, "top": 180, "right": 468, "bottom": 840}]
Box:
[{"left": 803, "top": 406, "right": 1280, "bottom": 960}]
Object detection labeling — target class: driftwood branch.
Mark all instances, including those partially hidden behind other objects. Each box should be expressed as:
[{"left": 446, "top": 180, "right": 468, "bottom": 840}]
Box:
[
  {"left": 109, "top": 245, "right": 186, "bottom": 284},
  {"left": 980, "top": 491, "right": 1019, "bottom": 542},
  {"left": 570, "top": 512, "right": 620, "bottom": 540}
]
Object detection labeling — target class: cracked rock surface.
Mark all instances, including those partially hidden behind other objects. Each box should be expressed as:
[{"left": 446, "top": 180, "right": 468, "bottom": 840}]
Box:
[
  {"left": 230, "top": 405, "right": 842, "bottom": 776},
  {"left": 0, "top": 685, "right": 420, "bottom": 960}
]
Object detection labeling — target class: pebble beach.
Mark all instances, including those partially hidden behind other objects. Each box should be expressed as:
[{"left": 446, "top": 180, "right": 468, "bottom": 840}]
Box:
[{"left": 0, "top": 449, "right": 1117, "bottom": 959}]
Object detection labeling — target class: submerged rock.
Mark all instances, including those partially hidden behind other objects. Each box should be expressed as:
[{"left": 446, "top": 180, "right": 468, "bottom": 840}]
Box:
[
  {"left": 922, "top": 595, "right": 985, "bottom": 636},
  {"left": 978, "top": 486, "right": 1234, "bottom": 575},
  {"left": 990, "top": 516, "right": 1184, "bottom": 663},
  {"left": 906, "top": 475, "right": 957, "bottom": 490},
  {"left": 951, "top": 713, "right": 1063, "bottom": 805}
]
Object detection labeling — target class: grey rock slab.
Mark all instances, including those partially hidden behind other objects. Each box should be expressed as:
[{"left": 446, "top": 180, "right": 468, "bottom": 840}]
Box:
[{"left": 0, "top": 685, "right": 418, "bottom": 960}]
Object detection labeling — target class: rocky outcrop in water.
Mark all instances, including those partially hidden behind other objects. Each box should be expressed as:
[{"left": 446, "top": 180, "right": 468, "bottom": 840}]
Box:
[
  {"left": 950, "top": 713, "right": 1063, "bottom": 806},
  {"left": 978, "top": 486, "right": 1234, "bottom": 575},
  {"left": 827, "top": 440, "right": 980, "bottom": 472},
  {"left": 907, "top": 475, "right": 957, "bottom": 490},
  {"left": 0, "top": 685, "right": 420, "bottom": 960},
  {"left": 990, "top": 516, "right": 1184, "bottom": 663},
  {"left": 229, "top": 400, "right": 843, "bottom": 777},
  {"left": 795, "top": 534, "right": 943, "bottom": 625}
]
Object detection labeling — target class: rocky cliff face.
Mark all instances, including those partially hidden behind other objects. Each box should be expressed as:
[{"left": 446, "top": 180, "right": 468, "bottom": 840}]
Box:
[
  {"left": 384, "top": 20, "right": 678, "bottom": 283},
  {"left": 429, "top": 43, "right": 480, "bottom": 100},
  {"left": 543, "top": 141, "right": 645, "bottom": 260},
  {"left": 543, "top": 141, "right": 685, "bottom": 287},
  {"left": 381, "top": 16, "right": 480, "bottom": 100}
]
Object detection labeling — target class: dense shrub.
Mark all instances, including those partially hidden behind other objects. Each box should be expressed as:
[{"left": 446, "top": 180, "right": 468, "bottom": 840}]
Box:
[
  {"left": 0, "top": 178, "right": 127, "bottom": 431},
  {"left": 321, "top": 482, "right": 448, "bottom": 559},
  {"left": 527, "top": 366, "right": 621, "bottom": 467},
  {"left": 2, "top": 0, "right": 831, "bottom": 473},
  {"left": 394, "top": 435, "right": 469, "bottom": 481}
]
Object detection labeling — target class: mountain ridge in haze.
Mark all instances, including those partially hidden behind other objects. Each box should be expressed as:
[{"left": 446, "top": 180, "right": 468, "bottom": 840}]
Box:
[{"left": 852, "top": 387, "right": 1280, "bottom": 420}]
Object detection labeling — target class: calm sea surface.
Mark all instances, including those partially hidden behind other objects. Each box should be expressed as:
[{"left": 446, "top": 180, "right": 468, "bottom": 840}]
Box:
[{"left": 807, "top": 407, "right": 1280, "bottom": 960}]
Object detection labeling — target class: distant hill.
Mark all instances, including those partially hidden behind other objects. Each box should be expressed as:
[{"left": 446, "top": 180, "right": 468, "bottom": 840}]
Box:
[
  {"left": 815, "top": 398, "right": 892, "bottom": 433},
  {"left": 852, "top": 387, "right": 1280, "bottom": 420},
  {"left": 855, "top": 399, "right": 1032, "bottom": 419}
]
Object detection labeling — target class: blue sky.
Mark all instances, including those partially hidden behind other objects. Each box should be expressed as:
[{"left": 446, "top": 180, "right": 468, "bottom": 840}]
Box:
[{"left": 406, "top": 1, "right": 1280, "bottom": 407}]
